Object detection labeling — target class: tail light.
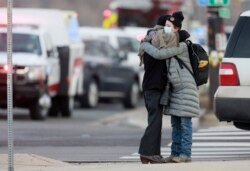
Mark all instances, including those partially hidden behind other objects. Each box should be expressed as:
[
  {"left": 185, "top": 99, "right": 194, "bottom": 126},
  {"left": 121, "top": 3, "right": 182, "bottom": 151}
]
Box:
[{"left": 219, "top": 62, "right": 240, "bottom": 86}]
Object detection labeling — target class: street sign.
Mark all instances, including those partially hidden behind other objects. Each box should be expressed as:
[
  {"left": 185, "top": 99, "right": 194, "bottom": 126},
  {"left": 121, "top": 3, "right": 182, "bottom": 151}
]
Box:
[
  {"left": 219, "top": 7, "right": 231, "bottom": 18},
  {"left": 209, "top": 0, "right": 230, "bottom": 6},
  {"left": 197, "top": 0, "right": 230, "bottom": 6},
  {"left": 197, "top": 0, "right": 209, "bottom": 6}
]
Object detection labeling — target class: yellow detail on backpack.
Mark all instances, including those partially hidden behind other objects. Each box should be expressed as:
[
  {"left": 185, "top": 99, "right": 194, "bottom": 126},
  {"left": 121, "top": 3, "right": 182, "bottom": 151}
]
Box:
[{"left": 198, "top": 60, "right": 208, "bottom": 68}]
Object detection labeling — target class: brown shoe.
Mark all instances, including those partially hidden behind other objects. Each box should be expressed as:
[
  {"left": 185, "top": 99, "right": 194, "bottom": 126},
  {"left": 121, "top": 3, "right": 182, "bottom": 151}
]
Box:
[{"left": 140, "top": 155, "right": 166, "bottom": 164}]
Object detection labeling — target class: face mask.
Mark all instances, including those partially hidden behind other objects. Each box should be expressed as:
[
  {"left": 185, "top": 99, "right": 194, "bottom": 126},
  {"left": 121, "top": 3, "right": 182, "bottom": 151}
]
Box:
[{"left": 164, "top": 26, "right": 172, "bottom": 33}]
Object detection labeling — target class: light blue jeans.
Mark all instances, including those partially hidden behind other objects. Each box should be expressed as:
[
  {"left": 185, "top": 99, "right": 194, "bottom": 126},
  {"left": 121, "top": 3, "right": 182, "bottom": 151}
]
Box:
[{"left": 171, "top": 115, "right": 192, "bottom": 157}]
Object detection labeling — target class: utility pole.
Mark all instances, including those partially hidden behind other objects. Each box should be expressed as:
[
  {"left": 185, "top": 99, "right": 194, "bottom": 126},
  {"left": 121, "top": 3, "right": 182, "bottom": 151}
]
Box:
[
  {"left": 206, "top": 0, "right": 230, "bottom": 110},
  {"left": 207, "top": 5, "right": 224, "bottom": 110},
  {"left": 7, "top": 0, "right": 14, "bottom": 171}
]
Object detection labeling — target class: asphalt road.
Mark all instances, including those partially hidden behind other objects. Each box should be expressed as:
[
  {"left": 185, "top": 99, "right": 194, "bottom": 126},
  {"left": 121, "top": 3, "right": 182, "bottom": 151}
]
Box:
[
  {"left": 1, "top": 101, "right": 250, "bottom": 163},
  {"left": 0, "top": 100, "right": 172, "bottom": 162}
]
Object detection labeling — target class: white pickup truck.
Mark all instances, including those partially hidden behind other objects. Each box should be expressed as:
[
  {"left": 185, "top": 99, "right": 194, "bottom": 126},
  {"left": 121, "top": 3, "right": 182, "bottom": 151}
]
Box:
[{"left": 0, "top": 8, "right": 84, "bottom": 120}]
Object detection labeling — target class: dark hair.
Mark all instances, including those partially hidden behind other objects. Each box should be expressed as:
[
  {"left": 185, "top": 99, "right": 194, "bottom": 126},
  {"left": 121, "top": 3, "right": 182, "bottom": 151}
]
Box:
[{"left": 156, "top": 14, "right": 170, "bottom": 26}]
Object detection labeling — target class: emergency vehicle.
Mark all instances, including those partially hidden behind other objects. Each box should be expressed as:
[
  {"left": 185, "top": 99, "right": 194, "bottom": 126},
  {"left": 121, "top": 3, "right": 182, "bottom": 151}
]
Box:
[
  {"left": 102, "top": 0, "right": 184, "bottom": 28},
  {"left": 0, "top": 8, "right": 84, "bottom": 120}
]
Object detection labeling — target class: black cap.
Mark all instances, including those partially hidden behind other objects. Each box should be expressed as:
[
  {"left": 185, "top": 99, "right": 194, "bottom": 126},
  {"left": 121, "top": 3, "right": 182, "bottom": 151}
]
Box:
[
  {"left": 156, "top": 14, "right": 171, "bottom": 26},
  {"left": 167, "top": 11, "right": 184, "bottom": 29}
]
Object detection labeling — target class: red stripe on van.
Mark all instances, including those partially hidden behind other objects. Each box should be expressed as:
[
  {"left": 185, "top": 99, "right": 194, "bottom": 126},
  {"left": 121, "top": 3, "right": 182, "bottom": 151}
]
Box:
[
  {"left": 49, "top": 83, "right": 59, "bottom": 93},
  {"left": 74, "top": 57, "right": 82, "bottom": 67}
]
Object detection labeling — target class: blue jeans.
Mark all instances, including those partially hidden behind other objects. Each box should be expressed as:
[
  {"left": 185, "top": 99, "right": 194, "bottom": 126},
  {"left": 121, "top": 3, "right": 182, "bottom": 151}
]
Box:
[
  {"left": 171, "top": 115, "right": 192, "bottom": 157},
  {"left": 139, "top": 90, "right": 163, "bottom": 155}
]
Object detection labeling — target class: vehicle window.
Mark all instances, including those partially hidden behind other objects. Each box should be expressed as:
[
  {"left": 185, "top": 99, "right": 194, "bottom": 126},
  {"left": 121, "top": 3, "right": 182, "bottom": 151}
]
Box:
[
  {"left": 84, "top": 40, "right": 108, "bottom": 57},
  {"left": 225, "top": 17, "right": 250, "bottom": 58},
  {"left": 99, "top": 36, "right": 109, "bottom": 42},
  {"left": 0, "top": 33, "right": 42, "bottom": 55},
  {"left": 103, "top": 43, "right": 118, "bottom": 59},
  {"left": 117, "top": 37, "right": 139, "bottom": 53}
]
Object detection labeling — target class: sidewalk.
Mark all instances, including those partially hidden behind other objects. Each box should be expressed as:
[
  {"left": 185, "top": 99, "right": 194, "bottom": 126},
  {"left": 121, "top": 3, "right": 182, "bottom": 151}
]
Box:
[{"left": 1, "top": 154, "right": 250, "bottom": 171}]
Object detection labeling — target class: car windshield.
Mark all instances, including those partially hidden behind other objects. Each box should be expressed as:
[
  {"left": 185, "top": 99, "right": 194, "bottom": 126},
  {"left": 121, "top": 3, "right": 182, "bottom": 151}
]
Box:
[
  {"left": 118, "top": 37, "right": 139, "bottom": 53},
  {"left": 0, "top": 33, "right": 42, "bottom": 56},
  {"left": 84, "top": 39, "right": 118, "bottom": 58},
  {"left": 84, "top": 40, "right": 106, "bottom": 56}
]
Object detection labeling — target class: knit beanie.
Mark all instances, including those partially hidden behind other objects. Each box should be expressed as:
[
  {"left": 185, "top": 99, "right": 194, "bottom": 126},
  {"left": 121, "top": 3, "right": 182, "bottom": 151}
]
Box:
[
  {"left": 167, "top": 11, "right": 184, "bottom": 29},
  {"left": 156, "top": 14, "right": 171, "bottom": 26}
]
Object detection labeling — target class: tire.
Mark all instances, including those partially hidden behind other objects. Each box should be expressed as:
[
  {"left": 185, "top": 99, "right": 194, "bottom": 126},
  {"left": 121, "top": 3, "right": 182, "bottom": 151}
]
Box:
[
  {"left": 48, "top": 97, "right": 60, "bottom": 117},
  {"left": 29, "top": 100, "right": 48, "bottom": 120},
  {"left": 81, "top": 79, "right": 99, "bottom": 108},
  {"left": 123, "top": 80, "right": 140, "bottom": 109},
  {"left": 60, "top": 96, "right": 74, "bottom": 117},
  {"left": 234, "top": 122, "right": 250, "bottom": 130}
]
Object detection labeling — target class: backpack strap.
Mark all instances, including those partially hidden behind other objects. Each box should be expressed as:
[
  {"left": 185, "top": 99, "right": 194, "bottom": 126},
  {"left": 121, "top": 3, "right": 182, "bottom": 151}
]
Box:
[{"left": 174, "top": 56, "right": 195, "bottom": 80}]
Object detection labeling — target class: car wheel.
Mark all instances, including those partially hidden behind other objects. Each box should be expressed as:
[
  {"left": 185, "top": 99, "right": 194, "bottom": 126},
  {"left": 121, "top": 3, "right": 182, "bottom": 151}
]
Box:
[
  {"left": 82, "top": 79, "right": 99, "bottom": 108},
  {"left": 60, "top": 96, "right": 74, "bottom": 118},
  {"left": 123, "top": 80, "right": 140, "bottom": 109},
  {"left": 48, "top": 97, "right": 60, "bottom": 117},
  {"left": 29, "top": 100, "right": 48, "bottom": 120},
  {"left": 234, "top": 122, "right": 250, "bottom": 130}
]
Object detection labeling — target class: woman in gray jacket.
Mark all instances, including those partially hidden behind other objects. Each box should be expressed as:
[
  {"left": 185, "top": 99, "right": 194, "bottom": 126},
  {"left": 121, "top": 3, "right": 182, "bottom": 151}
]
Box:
[{"left": 139, "top": 31, "right": 200, "bottom": 163}]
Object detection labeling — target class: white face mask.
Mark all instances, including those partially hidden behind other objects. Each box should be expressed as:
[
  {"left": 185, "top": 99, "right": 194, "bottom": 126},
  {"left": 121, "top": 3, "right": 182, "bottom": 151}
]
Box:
[{"left": 164, "top": 26, "right": 172, "bottom": 33}]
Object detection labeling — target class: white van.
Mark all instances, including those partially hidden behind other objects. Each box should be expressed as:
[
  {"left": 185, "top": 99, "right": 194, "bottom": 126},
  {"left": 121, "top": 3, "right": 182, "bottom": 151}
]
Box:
[{"left": 0, "top": 8, "right": 84, "bottom": 120}]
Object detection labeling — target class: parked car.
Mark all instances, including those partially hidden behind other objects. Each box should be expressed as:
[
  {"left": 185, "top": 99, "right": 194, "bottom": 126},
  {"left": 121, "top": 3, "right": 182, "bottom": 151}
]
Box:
[
  {"left": 78, "top": 39, "right": 140, "bottom": 109},
  {"left": 214, "top": 11, "right": 250, "bottom": 130},
  {"left": 122, "top": 26, "right": 148, "bottom": 42},
  {"left": 79, "top": 27, "right": 144, "bottom": 92}
]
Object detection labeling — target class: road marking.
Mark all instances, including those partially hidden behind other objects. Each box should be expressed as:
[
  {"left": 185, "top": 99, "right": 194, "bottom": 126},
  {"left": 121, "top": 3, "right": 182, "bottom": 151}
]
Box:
[
  {"left": 198, "top": 127, "right": 242, "bottom": 132},
  {"left": 121, "top": 155, "right": 250, "bottom": 160},
  {"left": 162, "top": 151, "right": 250, "bottom": 155},
  {"left": 132, "top": 147, "right": 250, "bottom": 155},
  {"left": 168, "top": 142, "right": 250, "bottom": 147},
  {"left": 193, "top": 136, "right": 250, "bottom": 140},
  {"left": 193, "top": 132, "right": 250, "bottom": 136},
  {"left": 121, "top": 126, "right": 250, "bottom": 161}
]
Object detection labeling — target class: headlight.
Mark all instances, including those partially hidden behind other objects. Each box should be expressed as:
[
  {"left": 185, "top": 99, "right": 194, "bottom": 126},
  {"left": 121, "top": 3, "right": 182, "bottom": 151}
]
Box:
[
  {"left": 27, "top": 66, "right": 46, "bottom": 81},
  {"left": 0, "top": 65, "right": 11, "bottom": 73},
  {"left": 15, "top": 66, "right": 45, "bottom": 81}
]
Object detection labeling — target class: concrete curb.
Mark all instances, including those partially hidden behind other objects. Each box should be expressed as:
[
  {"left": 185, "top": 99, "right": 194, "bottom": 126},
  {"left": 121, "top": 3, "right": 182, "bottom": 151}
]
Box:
[
  {"left": 1, "top": 158, "right": 250, "bottom": 171},
  {"left": 0, "top": 154, "right": 69, "bottom": 166}
]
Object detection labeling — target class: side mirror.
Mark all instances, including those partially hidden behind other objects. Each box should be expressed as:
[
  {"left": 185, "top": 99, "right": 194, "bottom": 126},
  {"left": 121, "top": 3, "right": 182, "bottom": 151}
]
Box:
[
  {"left": 47, "top": 50, "right": 53, "bottom": 57},
  {"left": 47, "top": 49, "right": 58, "bottom": 58}
]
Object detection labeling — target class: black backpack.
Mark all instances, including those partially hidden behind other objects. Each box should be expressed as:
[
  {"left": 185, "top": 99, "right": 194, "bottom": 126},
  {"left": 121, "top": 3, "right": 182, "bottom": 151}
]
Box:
[{"left": 175, "top": 40, "right": 209, "bottom": 86}]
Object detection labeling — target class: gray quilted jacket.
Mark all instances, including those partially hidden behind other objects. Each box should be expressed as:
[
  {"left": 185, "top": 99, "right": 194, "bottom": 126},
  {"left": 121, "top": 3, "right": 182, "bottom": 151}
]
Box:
[{"left": 140, "top": 42, "right": 200, "bottom": 118}]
